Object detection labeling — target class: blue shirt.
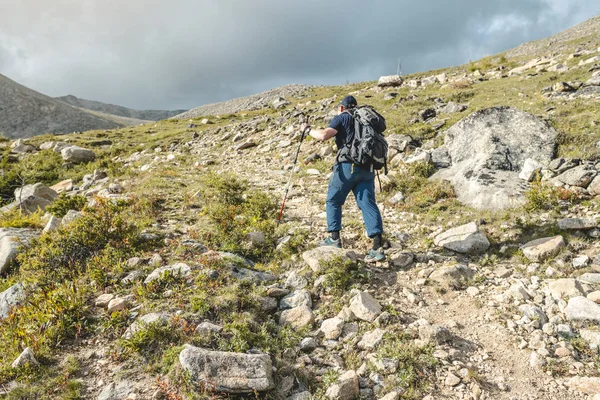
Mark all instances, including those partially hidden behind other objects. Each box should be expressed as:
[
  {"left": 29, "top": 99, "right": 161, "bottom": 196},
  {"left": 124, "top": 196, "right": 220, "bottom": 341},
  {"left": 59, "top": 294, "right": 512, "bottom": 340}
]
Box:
[{"left": 328, "top": 112, "right": 354, "bottom": 151}]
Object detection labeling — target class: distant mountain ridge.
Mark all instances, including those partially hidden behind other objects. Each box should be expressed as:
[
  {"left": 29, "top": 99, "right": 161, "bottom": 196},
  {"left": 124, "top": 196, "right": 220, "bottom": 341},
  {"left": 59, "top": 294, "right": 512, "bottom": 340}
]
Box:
[
  {"left": 0, "top": 73, "right": 149, "bottom": 139},
  {"left": 56, "top": 95, "right": 187, "bottom": 122}
]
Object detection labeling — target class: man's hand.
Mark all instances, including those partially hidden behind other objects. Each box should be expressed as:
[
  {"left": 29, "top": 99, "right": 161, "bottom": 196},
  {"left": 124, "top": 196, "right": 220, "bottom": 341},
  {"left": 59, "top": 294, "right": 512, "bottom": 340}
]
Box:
[{"left": 301, "top": 123, "right": 311, "bottom": 133}]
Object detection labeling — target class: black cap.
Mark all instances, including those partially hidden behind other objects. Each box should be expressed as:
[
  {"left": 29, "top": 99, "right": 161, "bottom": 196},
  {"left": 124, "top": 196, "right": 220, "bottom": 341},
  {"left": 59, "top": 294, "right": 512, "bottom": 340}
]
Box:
[{"left": 340, "top": 95, "right": 357, "bottom": 108}]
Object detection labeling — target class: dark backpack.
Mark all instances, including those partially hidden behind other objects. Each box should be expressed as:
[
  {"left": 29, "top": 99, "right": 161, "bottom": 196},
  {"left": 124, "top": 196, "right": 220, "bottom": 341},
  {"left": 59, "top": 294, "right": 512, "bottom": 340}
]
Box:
[{"left": 337, "top": 105, "right": 389, "bottom": 174}]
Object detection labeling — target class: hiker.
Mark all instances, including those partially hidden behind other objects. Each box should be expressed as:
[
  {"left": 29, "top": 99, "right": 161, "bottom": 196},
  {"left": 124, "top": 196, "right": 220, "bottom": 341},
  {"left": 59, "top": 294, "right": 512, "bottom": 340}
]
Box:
[{"left": 303, "top": 95, "right": 385, "bottom": 263}]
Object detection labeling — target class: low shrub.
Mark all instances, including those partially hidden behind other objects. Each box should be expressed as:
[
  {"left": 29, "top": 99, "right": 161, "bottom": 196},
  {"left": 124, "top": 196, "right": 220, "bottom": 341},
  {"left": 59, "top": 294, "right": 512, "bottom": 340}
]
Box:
[{"left": 46, "top": 193, "right": 87, "bottom": 217}]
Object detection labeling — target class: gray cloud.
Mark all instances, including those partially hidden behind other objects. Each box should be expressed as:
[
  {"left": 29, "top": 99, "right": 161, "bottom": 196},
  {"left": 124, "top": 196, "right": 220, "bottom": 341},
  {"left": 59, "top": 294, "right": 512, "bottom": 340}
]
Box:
[{"left": 0, "top": 0, "right": 599, "bottom": 110}]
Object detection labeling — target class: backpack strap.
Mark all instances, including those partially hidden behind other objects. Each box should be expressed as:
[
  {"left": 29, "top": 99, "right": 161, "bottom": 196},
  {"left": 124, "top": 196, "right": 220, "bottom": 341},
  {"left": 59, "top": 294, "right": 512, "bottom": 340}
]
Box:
[{"left": 335, "top": 110, "right": 356, "bottom": 165}]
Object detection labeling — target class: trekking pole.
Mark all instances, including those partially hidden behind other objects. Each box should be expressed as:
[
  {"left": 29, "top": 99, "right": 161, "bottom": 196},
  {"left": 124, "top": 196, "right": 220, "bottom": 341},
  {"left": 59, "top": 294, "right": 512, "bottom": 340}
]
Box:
[{"left": 277, "top": 116, "right": 310, "bottom": 225}]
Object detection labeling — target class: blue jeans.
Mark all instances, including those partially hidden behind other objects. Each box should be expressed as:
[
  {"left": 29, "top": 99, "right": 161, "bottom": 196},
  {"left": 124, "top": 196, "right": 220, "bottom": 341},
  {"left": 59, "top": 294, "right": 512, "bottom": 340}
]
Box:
[{"left": 326, "top": 163, "right": 383, "bottom": 238}]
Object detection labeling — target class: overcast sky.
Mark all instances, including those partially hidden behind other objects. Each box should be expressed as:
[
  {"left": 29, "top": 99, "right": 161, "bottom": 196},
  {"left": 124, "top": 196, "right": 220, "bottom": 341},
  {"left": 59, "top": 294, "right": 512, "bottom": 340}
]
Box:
[{"left": 1, "top": 0, "right": 599, "bottom": 110}]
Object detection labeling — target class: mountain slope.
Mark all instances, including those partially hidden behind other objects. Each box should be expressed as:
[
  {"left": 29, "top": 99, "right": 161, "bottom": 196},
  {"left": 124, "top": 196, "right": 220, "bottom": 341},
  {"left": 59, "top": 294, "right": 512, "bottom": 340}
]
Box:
[
  {"left": 507, "top": 15, "right": 600, "bottom": 58},
  {"left": 173, "top": 84, "right": 311, "bottom": 119},
  {"left": 0, "top": 74, "right": 148, "bottom": 139},
  {"left": 56, "top": 95, "right": 187, "bottom": 121}
]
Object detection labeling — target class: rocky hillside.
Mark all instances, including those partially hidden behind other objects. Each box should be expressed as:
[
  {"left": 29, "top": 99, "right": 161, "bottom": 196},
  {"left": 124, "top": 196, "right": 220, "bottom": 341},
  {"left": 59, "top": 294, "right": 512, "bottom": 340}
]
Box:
[
  {"left": 0, "top": 74, "right": 149, "bottom": 139},
  {"left": 507, "top": 15, "right": 600, "bottom": 58},
  {"left": 174, "top": 84, "right": 311, "bottom": 119},
  {"left": 56, "top": 95, "right": 187, "bottom": 121},
  {"left": 1, "top": 15, "right": 600, "bottom": 400}
]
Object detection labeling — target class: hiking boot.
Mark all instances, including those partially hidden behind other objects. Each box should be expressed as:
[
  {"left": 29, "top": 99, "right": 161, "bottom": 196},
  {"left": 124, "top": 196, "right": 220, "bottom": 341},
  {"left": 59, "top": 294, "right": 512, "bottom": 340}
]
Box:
[
  {"left": 365, "top": 248, "right": 385, "bottom": 263},
  {"left": 319, "top": 237, "right": 342, "bottom": 248}
]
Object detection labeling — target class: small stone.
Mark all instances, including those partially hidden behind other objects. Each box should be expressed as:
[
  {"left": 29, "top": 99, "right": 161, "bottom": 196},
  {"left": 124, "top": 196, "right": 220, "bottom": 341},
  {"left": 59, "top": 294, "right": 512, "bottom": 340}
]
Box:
[
  {"left": 357, "top": 328, "right": 385, "bottom": 350},
  {"left": 445, "top": 373, "right": 461, "bottom": 387},
  {"left": 195, "top": 322, "right": 223, "bottom": 336},
  {"left": 466, "top": 286, "right": 480, "bottom": 297},
  {"left": 320, "top": 317, "right": 345, "bottom": 340},
  {"left": 521, "top": 236, "right": 566, "bottom": 262},
  {"left": 107, "top": 298, "right": 127, "bottom": 313},
  {"left": 11, "top": 347, "right": 39, "bottom": 368},
  {"left": 565, "top": 297, "right": 600, "bottom": 323},
  {"left": 279, "top": 306, "right": 314, "bottom": 330},
  {"left": 573, "top": 255, "right": 590, "bottom": 269},
  {"left": 587, "top": 291, "right": 600, "bottom": 304},
  {"left": 299, "top": 337, "right": 317, "bottom": 352},
  {"left": 433, "top": 222, "right": 490, "bottom": 255},
  {"left": 280, "top": 290, "right": 312, "bottom": 310},
  {"left": 325, "top": 370, "right": 359, "bottom": 400},
  {"left": 95, "top": 293, "right": 115, "bottom": 308},
  {"left": 555, "top": 347, "right": 571, "bottom": 358},
  {"left": 349, "top": 292, "right": 382, "bottom": 322},
  {"left": 285, "top": 271, "right": 308, "bottom": 290}
]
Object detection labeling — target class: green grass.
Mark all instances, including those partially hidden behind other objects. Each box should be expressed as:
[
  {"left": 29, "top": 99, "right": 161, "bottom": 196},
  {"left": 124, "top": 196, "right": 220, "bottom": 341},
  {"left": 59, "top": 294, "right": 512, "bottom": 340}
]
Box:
[{"left": 376, "top": 332, "right": 439, "bottom": 399}]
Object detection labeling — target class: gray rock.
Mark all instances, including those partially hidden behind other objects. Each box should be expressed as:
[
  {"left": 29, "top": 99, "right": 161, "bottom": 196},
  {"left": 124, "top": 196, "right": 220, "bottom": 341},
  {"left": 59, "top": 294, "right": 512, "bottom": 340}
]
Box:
[
  {"left": 95, "top": 293, "right": 114, "bottom": 308},
  {"left": 0, "top": 228, "right": 38, "bottom": 275},
  {"left": 566, "top": 376, "right": 600, "bottom": 395},
  {"left": 548, "top": 279, "right": 585, "bottom": 300},
  {"left": 195, "top": 322, "right": 223, "bottom": 336},
  {"left": 122, "top": 312, "right": 170, "bottom": 339},
  {"left": 43, "top": 216, "right": 62, "bottom": 233},
  {"left": 279, "top": 306, "right": 314, "bottom": 330},
  {"left": 521, "top": 236, "right": 565, "bottom": 262},
  {"left": 584, "top": 75, "right": 600, "bottom": 87},
  {"left": 0, "top": 283, "right": 25, "bottom": 319},
  {"left": 272, "top": 98, "right": 291, "bottom": 109},
  {"left": 431, "top": 107, "right": 557, "bottom": 210},
  {"left": 1, "top": 195, "right": 52, "bottom": 215},
  {"left": 121, "top": 270, "right": 144, "bottom": 285},
  {"left": 565, "top": 297, "right": 600, "bottom": 323},
  {"left": 11, "top": 347, "right": 39, "bottom": 368},
  {"left": 377, "top": 75, "right": 403, "bottom": 87},
  {"left": 439, "top": 102, "right": 467, "bottom": 114},
  {"left": 61, "top": 146, "right": 96, "bottom": 164},
  {"left": 289, "top": 392, "right": 312, "bottom": 400},
  {"left": 302, "top": 247, "right": 356, "bottom": 273},
  {"left": 11, "top": 139, "right": 36, "bottom": 153},
  {"left": 558, "top": 218, "right": 597, "bottom": 230},
  {"left": 179, "top": 345, "right": 274, "bottom": 393},
  {"left": 325, "top": 370, "right": 359, "bottom": 400},
  {"left": 580, "top": 329, "right": 600, "bottom": 349},
  {"left": 377, "top": 391, "right": 401, "bottom": 400},
  {"left": 144, "top": 263, "right": 191, "bottom": 284},
  {"left": 588, "top": 176, "right": 600, "bottom": 196},
  {"left": 389, "top": 252, "right": 414, "bottom": 268},
  {"left": 349, "top": 292, "right": 382, "bottom": 322},
  {"left": 433, "top": 222, "right": 490, "bottom": 255},
  {"left": 299, "top": 337, "right": 317, "bottom": 352},
  {"left": 505, "top": 281, "right": 533, "bottom": 301},
  {"left": 519, "top": 158, "right": 543, "bottom": 181},
  {"left": 97, "top": 380, "right": 133, "bottom": 400},
  {"left": 280, "top": 290, "right": 312, "bottom": 310},
  {"left": 320, "top": 317, "right": 345, "bottom": 340},
  {"left": 284, "top": 271, "right": 308, "bottom": 290},
  {"left": 14, "top": 183, "right": 58, "bottom": 203},
  {"left": 519, "top": 304, "right": 548, "bottom": 325},
  {"left": 431, "top": 146, "right": 451, "bottom": 168},
  {"left": 389, "top": 192, "right": 404, "bottom": 205},
  {"left": 367, "top": 355, "right": 399, "bottom": 374},
  {"left": 579, "top": 273, "right": 600, "bottom": 285},
  {"left": 554, "top": 166, "right": 597, "bottom": 188},
  {"left": 357, "top": 328, "right": 386, "bottom": 351}
]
